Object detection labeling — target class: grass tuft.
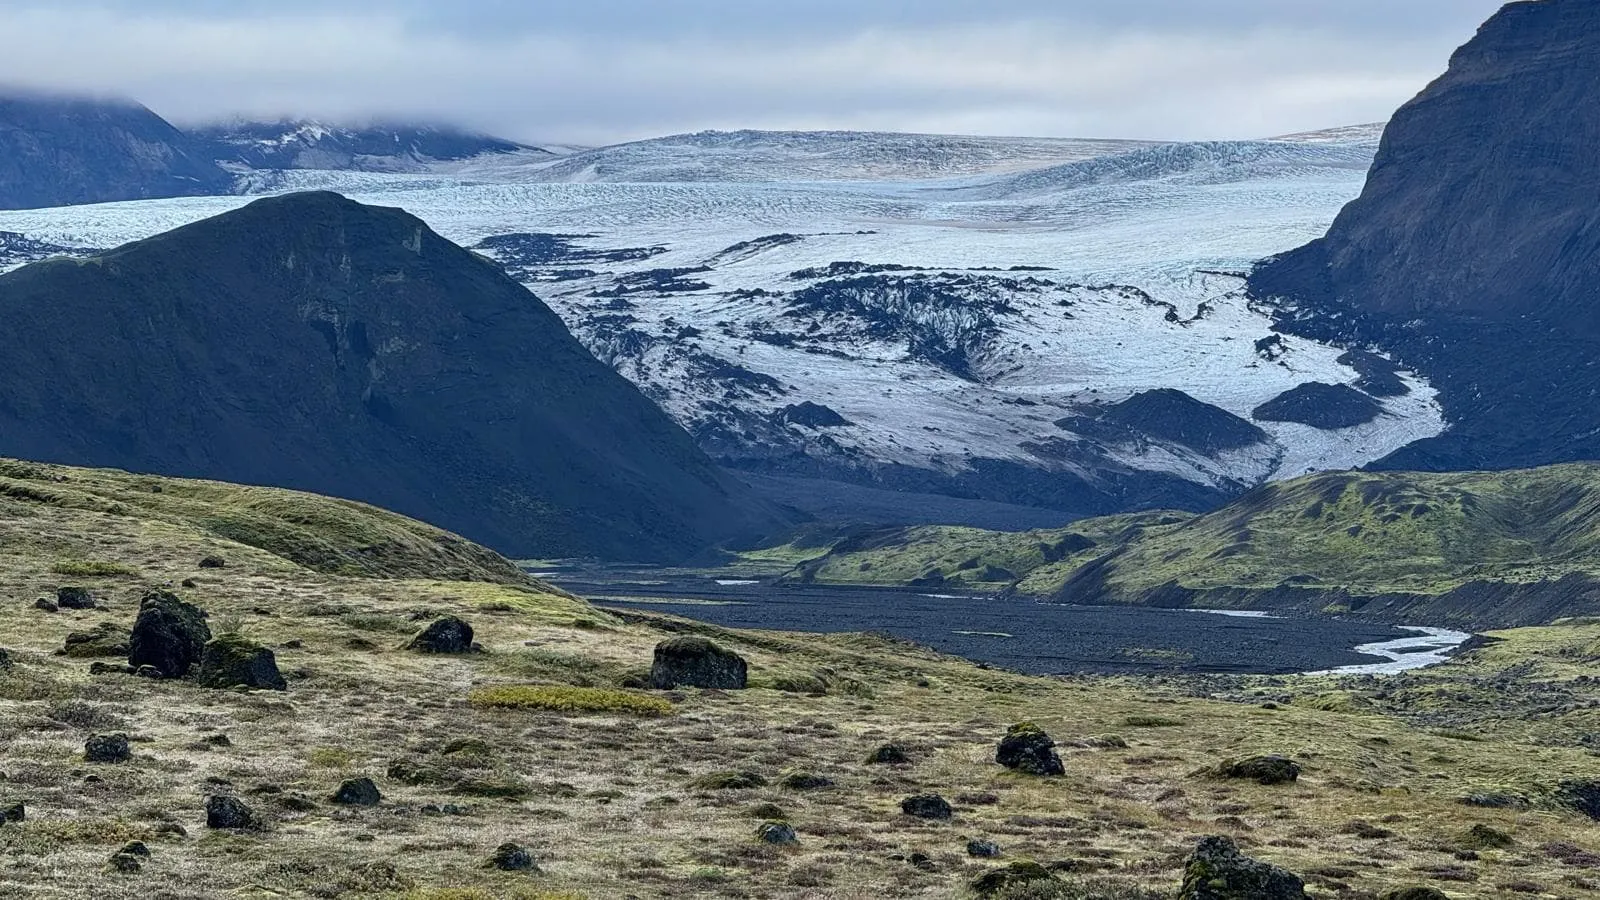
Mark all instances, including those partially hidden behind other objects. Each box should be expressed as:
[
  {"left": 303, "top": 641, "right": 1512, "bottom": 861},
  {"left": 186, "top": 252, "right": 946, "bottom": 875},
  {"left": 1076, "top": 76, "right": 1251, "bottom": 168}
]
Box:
[{"left": 468, "top": 685, "right": 673, "bottom": 717}]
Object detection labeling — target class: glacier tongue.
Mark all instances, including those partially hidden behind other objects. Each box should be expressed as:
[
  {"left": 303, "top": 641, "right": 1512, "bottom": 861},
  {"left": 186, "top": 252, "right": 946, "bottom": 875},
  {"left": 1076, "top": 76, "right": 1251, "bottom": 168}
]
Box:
[{"left": 0, "top": 129, "right": 1445, "bottom": 524}]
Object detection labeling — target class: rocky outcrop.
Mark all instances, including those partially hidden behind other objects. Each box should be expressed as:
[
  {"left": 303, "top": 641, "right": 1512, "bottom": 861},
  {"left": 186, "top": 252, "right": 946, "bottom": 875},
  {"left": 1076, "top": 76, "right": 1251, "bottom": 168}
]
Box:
[
  {"left": 649, "top": 637, "right": 748, "bottom": 689},
  {"left": 0, "top": 192, "right": 789, "bottom": 561},
  {"left": 1179, "top": 836, "right": 1308, "bottom": 900},
  {"left": 197, "top": 635, "right": 286, "bottom": 690},
  {"left": 1251, "top": 0, "right": 1600, "bottom": 472},
  {"left": 127, "top": 591, "right": 211, "bottom": 678},
  {"left": 995, "top": 723, "right": 1065, "bottom": 776},
  {"left": 407, "top": 617, "right": 475, "bottom": 654},
  {"left": 0, "top": 91, "right": 232, "bottom": 210}
]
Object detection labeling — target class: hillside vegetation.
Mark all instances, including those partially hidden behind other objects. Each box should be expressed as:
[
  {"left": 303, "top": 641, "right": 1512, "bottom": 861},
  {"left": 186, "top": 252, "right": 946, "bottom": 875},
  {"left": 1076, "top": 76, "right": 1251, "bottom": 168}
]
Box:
[
  {"left": 0, "top": 458, "right": 1597, "bottom": 898},
  {"left": 777, "top": 464, "right": 1600, "bottom": 628}
]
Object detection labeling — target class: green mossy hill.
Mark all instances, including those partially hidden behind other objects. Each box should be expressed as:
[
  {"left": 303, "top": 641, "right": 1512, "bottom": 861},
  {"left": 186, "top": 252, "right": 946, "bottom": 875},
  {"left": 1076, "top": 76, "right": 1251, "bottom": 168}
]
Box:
[
  {"left": 0, "top": 457, "right": 530, "bottom": 583},
  {"left": 0, "top": 192, "right": 788, "bottom": 562},
  {"left": 780, "top": 464, "right": 1600, "bottom": 627},
  {"left": 776, "top": 513, "right": 1183, "bottom": 589}
]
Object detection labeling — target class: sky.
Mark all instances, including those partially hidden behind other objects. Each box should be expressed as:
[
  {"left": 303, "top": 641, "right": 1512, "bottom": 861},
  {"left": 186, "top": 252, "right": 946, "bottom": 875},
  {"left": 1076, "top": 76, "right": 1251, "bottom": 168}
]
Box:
[{"left": 0, "top": 0, "right": 1511, "bottom": 147}]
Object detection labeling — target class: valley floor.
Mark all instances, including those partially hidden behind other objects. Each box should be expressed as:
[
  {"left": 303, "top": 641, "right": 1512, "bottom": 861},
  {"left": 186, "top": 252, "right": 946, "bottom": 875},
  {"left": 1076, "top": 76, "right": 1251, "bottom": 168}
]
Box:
[{"left": 0, "top": 463, "right": 1597, "bottom": 898}]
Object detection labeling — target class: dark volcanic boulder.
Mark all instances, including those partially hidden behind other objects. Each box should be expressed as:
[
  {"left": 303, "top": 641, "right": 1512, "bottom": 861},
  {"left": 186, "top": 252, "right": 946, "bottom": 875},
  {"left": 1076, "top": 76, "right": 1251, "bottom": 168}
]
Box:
[
  {"left": 0, "top": 192, "right": 788, "bottom": 562},
  {"left": 0, "top": 91, "right": 233, "bottom": 210},
  {"left": 1209, "top": 755, "right": 1301, "bottom": 786},
  {"left": 63, "top": 623, "right": 130, "bottom": 658},
  {"left": 488, "top": 842, "right": 538, "bottom": 871},
  {"left": 1179, "top": 835, "right": 1308, "bottom": 900},
  {"left": 972, "top": 861, "right": 1056, "bottom": 897},
  {"left": 407, "top": 617, "right": 474, "bottom": 654},
  {"left": 649, "top": 636, "right": 748, "bottom": 689},
  {"left": 330, "top": 777, "right": 382, "bottom": 807},
  {"left": 1557, "top": 779, "right": 1600, "bottom": 820},
  {"left": 197, "top": 635, "right": 286, "bottom": 691},
  {"left": 773, "top": 402, "right": 853, "bottom": 428},
  {"left": 900, "top": 794, "right": 953, "bottom": 820},
  {"left": 995, "top": 723, "right": 1065, "bottom": 776},
  {"left": 128, "top": 590, "right": 211, "bottom": 678},
  {"left": 56, "top": 586, "right": 95, "bottom": 610},
  {"left": 1378, "top": 889, "right": 1449, "bottom": 900},
  {"left": 205, "top": 795, "right": 259, "bottom": 830},
  {"left": 84, "top": 733, "right": 131, "bottom": 763},
  {"left": 1250, "top": 0, "right": 1600, "bottom": 472}
]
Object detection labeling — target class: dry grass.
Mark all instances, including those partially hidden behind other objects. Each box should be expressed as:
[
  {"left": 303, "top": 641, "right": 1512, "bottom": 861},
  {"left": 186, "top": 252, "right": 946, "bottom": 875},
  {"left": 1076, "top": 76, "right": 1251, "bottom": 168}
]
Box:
[
  {"left": 0, "top": 460, "right": 1594, "bottom": 898},
  {"left": 468, "top": 685, "right": 673, "bottom": 717}
]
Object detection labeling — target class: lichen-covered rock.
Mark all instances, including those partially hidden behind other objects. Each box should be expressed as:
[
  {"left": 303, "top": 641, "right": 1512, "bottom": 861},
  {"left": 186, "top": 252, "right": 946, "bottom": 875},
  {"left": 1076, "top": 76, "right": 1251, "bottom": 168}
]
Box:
[
  {"left": 406, "top": 616, "right": 474, "bottom": 654},
  {"left": 197, "top": 634, "right": 286, "bottom": 690},
  {"left": 198, "top": 555, "right": 226, "bottom": 569},
  {"left": 1209, "top": 755, "right": 1301, "bottom": 785},
  {"left": 1557, "top": 778, "right": 1600, "bottom": 820},
  {"left": 56, "top": 586, "right": 96, "bottom": 610},
  {"left": 205, "top": 795, "right": 258, "bottom": 830},
  {"left": 756, "top": 820, "right": 798, "bottom": 845},
  {"left": 34, "top": 597, "right": 58, "bottom": 613},
  {"left": 967, "top": 839, "right": 1002, "bottom": 858},
  {"left": 649, "top": 636, "right": 747, "bottom": 689},
  {"left": 84, "top": 733, "right": 131, "bottom": 763},
  {"left": 128, "top": 590, "right": 211, "bottom": 678},
  {"left": 1179, "top": 835, "right": 1308, "bottom": 900},
  {"left": 330, "top": 777, "right": 382, "bottom": 807},
  {"left": 488, "top": 842, "right": 538, "bottom": 871},
  {"left": 63, "top": 622, "right": 130, "bottom": 658},
  {"left": 900, "top": 794, "right": 953, "bottom": 820},
  {"left": 996, "top": 723, "right": 1065, "bottom": 776}
]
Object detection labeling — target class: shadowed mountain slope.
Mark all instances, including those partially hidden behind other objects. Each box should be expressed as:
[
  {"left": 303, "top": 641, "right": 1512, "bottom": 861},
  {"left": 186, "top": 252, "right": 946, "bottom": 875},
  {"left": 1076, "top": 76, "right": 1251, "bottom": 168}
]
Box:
[{"left": 0, "top": 192, "right": 788, "bottom": 561}]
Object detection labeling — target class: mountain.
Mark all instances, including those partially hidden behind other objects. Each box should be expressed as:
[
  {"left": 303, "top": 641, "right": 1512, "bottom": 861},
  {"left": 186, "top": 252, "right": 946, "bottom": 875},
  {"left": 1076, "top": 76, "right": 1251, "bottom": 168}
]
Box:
[
  {"left": 196, "top": 119, "right": 550, "bottom": 173},
  {"left": 0, "top": 127, "right": 1432, "bottom": 531},
  {"left": 0, "top": 191, "right": 787, "bottom": 561},
  {"left": 778, "top": 462, "right": 1600, "bottom": 629},
  {"left": 0, "top": 90, "right": 233, "bottom": 210},
  {"left": 1250, "top": 0, "right": 1600, "bottom": 473}
]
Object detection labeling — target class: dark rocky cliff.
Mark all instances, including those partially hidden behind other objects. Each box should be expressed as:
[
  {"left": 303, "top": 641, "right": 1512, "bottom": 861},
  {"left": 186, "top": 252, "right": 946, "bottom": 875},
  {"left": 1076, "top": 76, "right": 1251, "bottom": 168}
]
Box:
[
  {"left": 0, "top": 192, "right": 789, "bottom": 560},
  {"left": 0, "top": 91, "right": 233, "bottom": 210},
  {"left": 1251, "top": 0, "right": 1600, "bottom": 472}
]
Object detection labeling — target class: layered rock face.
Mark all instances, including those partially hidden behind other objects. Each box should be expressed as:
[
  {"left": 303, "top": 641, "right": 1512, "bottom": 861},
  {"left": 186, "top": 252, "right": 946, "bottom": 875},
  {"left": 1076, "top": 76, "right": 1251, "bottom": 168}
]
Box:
[
  {"left": 0, "top": 192, "right": 788, "bottom": 560},
  {"left": 1251, "top": 0, "right": 1600, "bottom": 471},
  {"left": 0, "top": 91, "right": 232, "bottom": 209}
]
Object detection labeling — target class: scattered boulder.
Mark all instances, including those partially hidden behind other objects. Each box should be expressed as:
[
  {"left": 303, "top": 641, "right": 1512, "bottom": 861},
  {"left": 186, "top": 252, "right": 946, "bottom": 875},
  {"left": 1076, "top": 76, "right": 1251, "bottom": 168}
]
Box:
[
  {"left": 88, "top": 662, "right": 135, "bottom": 676},
  {"left": 3, "top": 802, "right": 25, "bottom": 822},
  {"left": 330, "top": 777, "right": 382, "bottom": 807},
  {"left": 197, "top": 634, "right": 286, "bottom": 690},
  {"left": 84, "top": 733, "right": 131, "bottom": 763},
  {"left": 198, "top": 555, "right": 226, "bottom": 569},
  {"left": 406, "top": 616, "right": 475, "bottom": 654},
  {"left": 649, "top": 636, "right": 747, "bottom": 689},
  {"left": 756, "top": 820, "right": 798, "bottom": 845},
  {"left": 968, "top": 839, "right": 1002, "bottom": 858},
  {"left": 118, "top": 841, "right": 150, "bottom": 858},
  {"left": 107, "top": 852, "right": 142, "bottom": 874},
  {"left": 866, "top": 744, "right": 910, "bottom": 765},
  {"left": 1208, "top": 755, "right": 1301, "bottom": 786},
  {"left": 56, "top": 586, "right": 96, "bottom": 610},
  {"left": 690, "top": 770, "right": 767, "bottom": 790},
  {"left": 972, "top": 861, "right": 1056, "bottom": 896},
  {"left": 34, "top": 597, "right": 57, "bottom": 613},
  {"left": 63, "top": 623, "right": 130, "bottom": 658},
  {"left": 0, "top": 648, "right": 11, "bottom": 671},
  {"left": 134, "top": 665, "right": 162, "bottom": 679},
  {"left": 996, "top": 723, "right": 1065, "bottom": 776},
  {"left": 128, "top": 590, "right": 212, "bottom": 678},
  {"left": 205, "top": 795, "right": 258, "bottom": 830},
  {"left": 1378, "top": 889, "right": 1450, "bottom": 900},
  {"left": 901, "top": 794, "right": 953, "bottom": 820},
  {"left": 488, "top": 842, "right": 538, "bottom": 871},
  {"left": 1179, "top": 835, "right": 1308, "bottom": 900}
]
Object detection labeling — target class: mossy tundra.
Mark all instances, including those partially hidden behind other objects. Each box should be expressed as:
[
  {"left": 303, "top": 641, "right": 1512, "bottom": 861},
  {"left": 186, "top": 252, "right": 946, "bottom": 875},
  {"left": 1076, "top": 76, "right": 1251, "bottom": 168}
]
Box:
[{"left": 0, "top": 458, "right": 1595, "bottom": 897}]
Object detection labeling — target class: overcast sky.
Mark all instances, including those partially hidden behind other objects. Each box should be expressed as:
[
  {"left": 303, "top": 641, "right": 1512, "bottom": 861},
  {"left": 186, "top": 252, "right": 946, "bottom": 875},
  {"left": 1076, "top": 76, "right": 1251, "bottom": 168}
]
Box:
[{"left": 0, "top": 0, "right": 1509, "bottom": 146}]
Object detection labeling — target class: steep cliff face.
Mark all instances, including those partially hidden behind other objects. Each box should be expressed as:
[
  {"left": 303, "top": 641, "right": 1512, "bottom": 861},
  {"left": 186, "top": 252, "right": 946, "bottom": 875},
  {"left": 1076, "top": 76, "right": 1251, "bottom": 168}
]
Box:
[
  {"left": 0, "top": 192, "right": 789, "bottom": 560},
  {"left": 0, "top": 92, "right": 233, "bottom": 210},
  {"left": 1252, "top": 0, "right": 1600, "bottom": 471}
]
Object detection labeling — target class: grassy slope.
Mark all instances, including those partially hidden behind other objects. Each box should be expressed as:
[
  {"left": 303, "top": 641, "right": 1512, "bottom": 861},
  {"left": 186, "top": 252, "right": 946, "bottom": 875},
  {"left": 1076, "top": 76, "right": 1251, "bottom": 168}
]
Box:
[
  {"left": 0, "top": 460, "right": 1596, "bottom": 898},
  {"left": 786, "top": 464, "right": 1600, "bottom": 624}
]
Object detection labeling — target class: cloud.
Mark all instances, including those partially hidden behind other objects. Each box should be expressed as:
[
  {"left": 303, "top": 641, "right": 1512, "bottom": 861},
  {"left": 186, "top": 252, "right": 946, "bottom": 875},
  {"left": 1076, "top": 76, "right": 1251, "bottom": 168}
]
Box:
[{"left": 0, "top": 1, "right": 1505, "bottom": 145}]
